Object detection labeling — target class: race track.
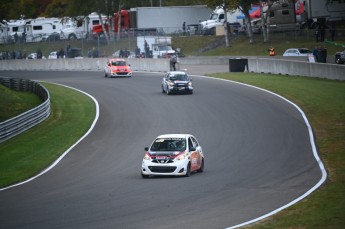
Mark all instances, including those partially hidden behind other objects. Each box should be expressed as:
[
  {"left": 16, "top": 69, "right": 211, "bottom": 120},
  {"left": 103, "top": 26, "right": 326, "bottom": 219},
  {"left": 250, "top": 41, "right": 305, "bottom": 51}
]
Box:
[{"left": 0, "top": 70, "right": 323, "bottom": 229}]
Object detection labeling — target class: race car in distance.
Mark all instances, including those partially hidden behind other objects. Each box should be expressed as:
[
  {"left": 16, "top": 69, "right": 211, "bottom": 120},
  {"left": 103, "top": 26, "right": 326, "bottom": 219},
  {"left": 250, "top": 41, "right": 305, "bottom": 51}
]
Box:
[
  {"left": 141, "top": 134, "right": 204, "bottom": 178},
  {"left": 104, "top": 58, "right": 132, "bottom": 77},
  {"left": 161, "top": 71, "right": 193, "bottom": 95}
]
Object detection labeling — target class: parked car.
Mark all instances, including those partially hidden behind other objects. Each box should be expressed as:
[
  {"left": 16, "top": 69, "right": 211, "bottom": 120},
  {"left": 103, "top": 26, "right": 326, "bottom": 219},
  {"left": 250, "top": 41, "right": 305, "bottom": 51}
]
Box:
[
  {"left": 161, "top": 71, "right": 193, "bottom": 95},
  {"left": 335, "top": 50, "right": 345, "bottom": 64},
  {"left": 27, "top": 53, "right": 37, "bottom": 59},
  {"left": 42, "top": 32, "right": 60, "bottom": 42},
  {"left": 141, "top": 134, "right": 204, "bottom": 178},
  {"left": 283, "top": 48, "right": 312, "bottom": 56},
  {"left": 104, "top": 58, "right": 132, "bottom": 77},
  {"left": 48, "top": 51, "right": 58, "bottom": 59}
]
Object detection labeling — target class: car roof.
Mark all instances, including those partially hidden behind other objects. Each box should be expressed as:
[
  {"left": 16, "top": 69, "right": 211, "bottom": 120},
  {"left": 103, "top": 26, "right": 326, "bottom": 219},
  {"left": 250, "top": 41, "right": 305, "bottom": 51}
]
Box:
[
  {"left": 168, "top": 71, "right": 187, "bottom": 75},
  {"left": 156, "top": 134, "right": 192, "bottom": 139},
  {"left": 109, "top": 58, "right": 126, "bottom": 62},
  {"left": 286, "top": 48, "right": 309, "bottom": 51}
]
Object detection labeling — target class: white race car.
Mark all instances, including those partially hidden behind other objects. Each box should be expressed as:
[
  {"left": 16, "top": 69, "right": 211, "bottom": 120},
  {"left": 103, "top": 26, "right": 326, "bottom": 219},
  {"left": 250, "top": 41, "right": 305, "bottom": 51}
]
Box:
[{"left": 141, "top": 134, "right": 204, "bottom": 178}]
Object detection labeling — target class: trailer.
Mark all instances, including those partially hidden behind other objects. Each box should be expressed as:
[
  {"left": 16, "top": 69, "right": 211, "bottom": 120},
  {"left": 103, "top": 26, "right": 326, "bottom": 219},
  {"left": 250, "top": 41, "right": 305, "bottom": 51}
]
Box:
[
  {"left": 303, "top": 0, "right": 345, "bottom": 21},
  {"left": 92, "top": 5, "right": 212, "bottom": 37},
  {"left": 130, "top": 5, "right": 212, "bottom": 34},
  {"left": 298, "top": 0, "right": 345, "bottom": 29}
]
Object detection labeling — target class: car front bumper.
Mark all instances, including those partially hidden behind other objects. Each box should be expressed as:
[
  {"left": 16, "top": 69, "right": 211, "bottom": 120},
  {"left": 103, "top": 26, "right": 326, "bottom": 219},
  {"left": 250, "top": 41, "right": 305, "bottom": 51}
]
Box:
[
  {"left": 168, "top": 85, "right": 193, "bottom": 93},
  {"left": 110, "top": 71, "right": 132, "bottom": 77},
  {"left": 142, "top": 159, "right": 188, "bottom": 176}
]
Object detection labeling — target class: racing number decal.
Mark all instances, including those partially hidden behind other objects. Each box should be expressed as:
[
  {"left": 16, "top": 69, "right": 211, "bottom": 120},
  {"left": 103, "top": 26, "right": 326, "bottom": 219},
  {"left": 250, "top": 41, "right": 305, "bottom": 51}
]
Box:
[{"left": 191, "top": 151, "right": 200, "bottom": 171}]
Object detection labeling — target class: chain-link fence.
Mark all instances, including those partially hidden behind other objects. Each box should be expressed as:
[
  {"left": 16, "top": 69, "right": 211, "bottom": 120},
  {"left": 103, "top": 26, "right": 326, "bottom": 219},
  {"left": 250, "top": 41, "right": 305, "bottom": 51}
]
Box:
[{"left": 0, "top": 26, "right": 344, "bottom": 60}]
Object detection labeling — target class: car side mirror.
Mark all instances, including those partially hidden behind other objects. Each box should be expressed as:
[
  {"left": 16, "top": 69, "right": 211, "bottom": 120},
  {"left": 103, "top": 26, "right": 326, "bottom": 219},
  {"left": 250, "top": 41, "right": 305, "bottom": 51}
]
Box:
[
  {"left": 190, "top": 147, "right": 196, "bottom": 151},
  {"left": 145, "top": 147, "right": 149, "bottom": 151}
]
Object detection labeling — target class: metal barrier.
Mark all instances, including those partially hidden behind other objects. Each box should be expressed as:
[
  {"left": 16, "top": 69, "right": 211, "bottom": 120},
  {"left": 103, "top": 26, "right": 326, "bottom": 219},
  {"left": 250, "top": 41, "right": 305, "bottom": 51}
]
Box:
[{"left": 0, "top": 77, "right": 50, "bottom": 143}]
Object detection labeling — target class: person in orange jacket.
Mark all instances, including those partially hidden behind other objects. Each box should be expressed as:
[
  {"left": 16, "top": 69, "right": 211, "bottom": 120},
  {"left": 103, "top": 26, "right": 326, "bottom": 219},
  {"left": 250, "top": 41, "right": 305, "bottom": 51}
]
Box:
[{"left": 268, "top": 47, "right": 275, "bottom": 56}]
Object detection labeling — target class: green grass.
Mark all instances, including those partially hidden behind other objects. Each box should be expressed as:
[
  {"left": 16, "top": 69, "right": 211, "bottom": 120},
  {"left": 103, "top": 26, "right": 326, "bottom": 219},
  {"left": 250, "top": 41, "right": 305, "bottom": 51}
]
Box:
[
  {"left": 207, "top": 73, "right": 345, "bottom": 229},
  {"left": 0, "top": 84, "right": 42, "bottom": 122},
  {"left": 173, "top": 32, "right": 345, "bottom": 57},
  {"left": 0, "top": 83, "right": 95, "bottom": 188}
]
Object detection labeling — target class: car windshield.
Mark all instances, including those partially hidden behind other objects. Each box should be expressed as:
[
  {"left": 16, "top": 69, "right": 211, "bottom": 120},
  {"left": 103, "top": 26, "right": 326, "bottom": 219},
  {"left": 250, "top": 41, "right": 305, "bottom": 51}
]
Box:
[
  {"left": 209, "top": 13, "right": 218, "bottom": 20},
  {"left": 111, "top": 61, "right": 126, "bottom": 66},
  {"left": 158, "top": 45, "right": 172, "bottom": 51},
  {"left": 169, "top": 74, "right": 188, "bottom": 81},
  {"left": 150, "top": 138, "right": 186, "bottom": 151},
  {"left": 299, "top": 49, "right": 311, "bottom": 54}
]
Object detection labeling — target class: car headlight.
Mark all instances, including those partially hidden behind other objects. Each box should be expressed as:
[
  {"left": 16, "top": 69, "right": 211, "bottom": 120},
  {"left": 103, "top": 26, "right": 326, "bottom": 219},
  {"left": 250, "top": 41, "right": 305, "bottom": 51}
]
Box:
[
  {"left": 143, "top": 153, "right": 151, "bottom": 160},
  {"left": 175, "top": 152, "right": 186, "bottom": 161},
  {"left": 169, "top": 82, "right": 175, "bottom": 86},
  {"left": 188, "top": 81, "right": 192, "bottom": 86}
]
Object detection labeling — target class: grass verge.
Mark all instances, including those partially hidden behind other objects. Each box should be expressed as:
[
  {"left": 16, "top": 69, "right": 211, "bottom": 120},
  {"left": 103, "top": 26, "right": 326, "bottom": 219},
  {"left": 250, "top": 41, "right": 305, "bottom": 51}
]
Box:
[
  {"left": 207, "top": 72, "right": 345, "bottom": 229},
  {"left": 0, "top": 82, "right": 95, "bottom": 188},
  {"left": 0, "top": 84, "right": 42, "bottom": 122}
]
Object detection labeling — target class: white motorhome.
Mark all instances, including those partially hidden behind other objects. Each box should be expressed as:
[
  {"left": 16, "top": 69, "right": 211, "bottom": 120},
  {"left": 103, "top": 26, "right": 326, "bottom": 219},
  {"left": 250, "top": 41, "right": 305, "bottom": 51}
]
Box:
[
  {"left": 0, "top": 20, "right": 26, "bottom": 44},
  {"left": 200, "top": 7, "right": 242, "bottom": 34},
  {"left": 24, "top": 17, "right": 61, "bottom": 42},
  {"left": 60, "top": 12, "right": 106, "bottom": 40}
]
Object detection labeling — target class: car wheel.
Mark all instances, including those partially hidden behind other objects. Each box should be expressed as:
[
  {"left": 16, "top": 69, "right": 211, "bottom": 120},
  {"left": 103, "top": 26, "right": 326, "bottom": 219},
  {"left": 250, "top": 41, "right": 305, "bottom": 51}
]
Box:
[
  {"left": 335, "top": 57, "right": 343, "bottom": 64},
  {"left": 189, "top": 90, "right": 193, "bottom": 95},
  {"left": 166, "top": 88, "right": 171, "bottom": 95},
  {"left": 104, "top": 72, "right": 107, "bottom": 77},
  {"left": 198, "top": 158, "right": 204, "bottom": 173},
  {"left": 185, "top": 163, "right": 191, "bottom": 177},
  {"left": 141, "top": 173, "right": 149, "bottom": 178},
  {"left": 162, "top": 85, "right": 165, "bottom": 93},
  {"left": 68, "top": 34, "right": 77, "bottom": 40}
]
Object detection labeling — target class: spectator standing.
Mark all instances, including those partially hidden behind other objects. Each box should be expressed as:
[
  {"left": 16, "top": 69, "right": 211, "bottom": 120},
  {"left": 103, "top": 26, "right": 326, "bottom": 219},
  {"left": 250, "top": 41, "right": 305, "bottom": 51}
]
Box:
[
  {"left": 171, "top": 54, "right": 177, "bottom": 71},
  {"left": 182, "top": 22, "right": 186, "bottom": 36},
  {"left": 135, "top": 46, "right": 141, "bottom": 58},
  {"left": 124, "top": 48, "right": 129, "bottom": 58},
  {"left": 312, "top": 46, "right": 319, "bottom": 62},
  {"left": 37, "top": 49, "right": 42, "bottom": 59},
  {"left": 320, "top": 24, "right": 326, "bottom": 42},
  {"left": 59, "top": 48, "right": 65, "bottom": 58},
  {"left": 315, "top": 26, "right": 320, "bottom": 42},
  {"left": 330, "top": 25, "right": 336, "bottom": 41},
  {"left": 119, "top": 48, "right": 124, "bottom": 58}
]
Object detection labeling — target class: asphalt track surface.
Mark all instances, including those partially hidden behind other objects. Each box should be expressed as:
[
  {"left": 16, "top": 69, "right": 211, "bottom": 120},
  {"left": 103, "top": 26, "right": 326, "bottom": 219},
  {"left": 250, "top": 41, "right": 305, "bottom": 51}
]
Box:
[{"left": 0, "top": 70, "right": 324, "bottom": 229}]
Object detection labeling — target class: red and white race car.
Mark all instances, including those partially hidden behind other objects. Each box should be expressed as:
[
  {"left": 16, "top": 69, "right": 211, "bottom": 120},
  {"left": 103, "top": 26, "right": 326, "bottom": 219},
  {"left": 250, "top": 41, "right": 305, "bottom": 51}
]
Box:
[
  {"left": 104, "top": 58, "right": 132, "bottom": 77},
  {"left": 141, "top": 134, "right": 204, "bottom": 178}
]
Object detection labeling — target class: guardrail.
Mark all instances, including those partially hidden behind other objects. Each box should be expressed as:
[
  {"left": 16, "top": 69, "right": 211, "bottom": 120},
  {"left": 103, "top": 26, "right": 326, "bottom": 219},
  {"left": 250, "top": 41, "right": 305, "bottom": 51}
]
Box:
[
  {"left": 0, "top": 77, "right": 50, "bottom": 143},
  {"left": 179, "top": 56, "right": 345, "bottom": 81},
  {"left": 0, "top": 58, "right": 171, "bottom": 72}
]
